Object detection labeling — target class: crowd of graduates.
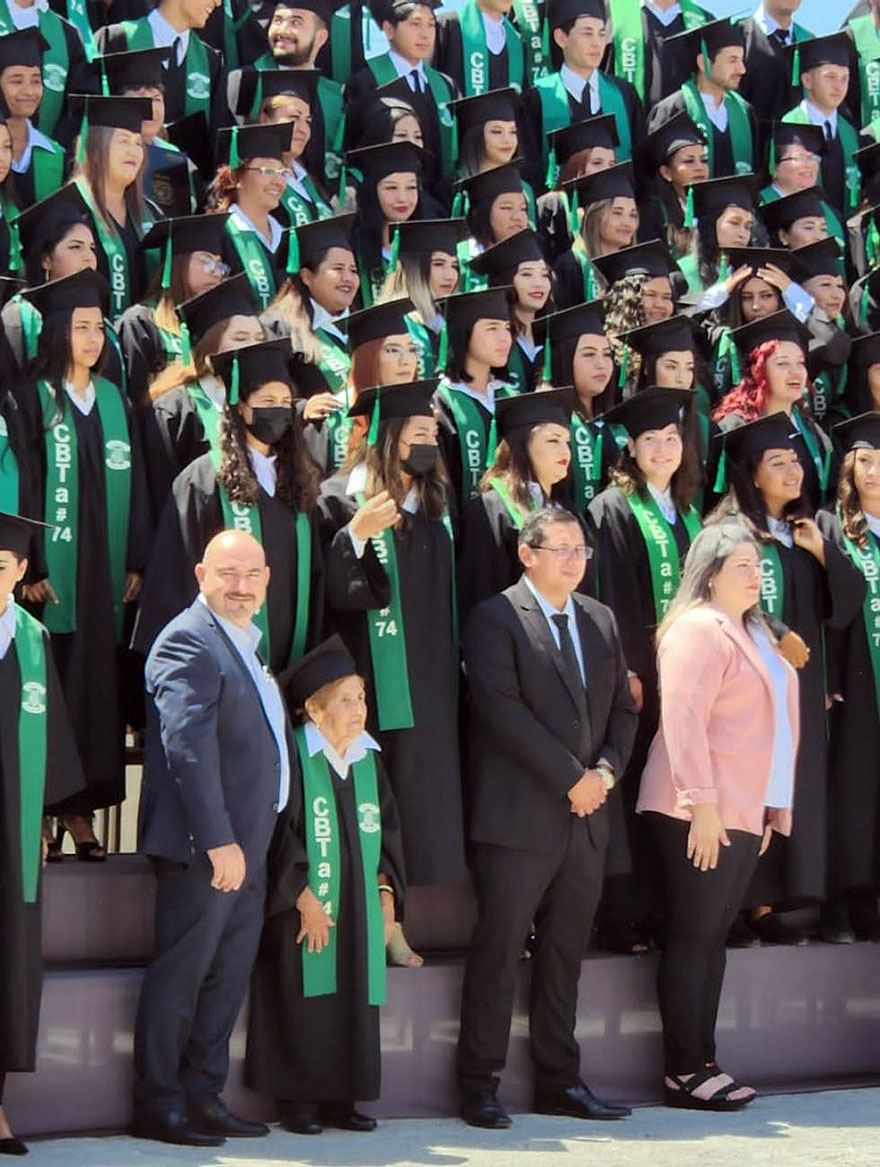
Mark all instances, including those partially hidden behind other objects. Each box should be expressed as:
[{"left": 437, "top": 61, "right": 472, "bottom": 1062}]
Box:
[{"left": 2, "top": 0, "right": 880, "bottom": 1145}]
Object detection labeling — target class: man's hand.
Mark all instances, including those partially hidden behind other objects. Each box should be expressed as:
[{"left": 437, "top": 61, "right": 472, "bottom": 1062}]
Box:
[
  {"left": 21, "top": 579, "right": 58, "bottom": 605},
  {"left": 206, "top": 842, "right": 246, "bottom": 892},
  {"left": 567, "top": 770, "right": 607, "bottom": 817},
  {"left": 296, "top": 887, "right": 335, "bottom": 953}
]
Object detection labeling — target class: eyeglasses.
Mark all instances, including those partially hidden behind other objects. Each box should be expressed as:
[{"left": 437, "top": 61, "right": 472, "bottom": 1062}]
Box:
[
  {"left": 778, "top": 152, "right": 820, "bottom": 166},
  {"left": 534, "top": 544, "right": 593, "bottom": 561},
  {"left": 244, "top": 165, "right": 292, "bottom": 180},
  {"left": 194, "top": 256, "right": 230, "bottom": 277},
  {"left": 381, "top": 343, "right": 421, "bottom": 359}
]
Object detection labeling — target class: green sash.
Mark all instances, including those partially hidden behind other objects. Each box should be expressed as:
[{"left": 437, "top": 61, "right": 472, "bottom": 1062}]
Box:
[
  {"left": 75, "top": 178, "right": 132, "bottom": 321},
  {"left": 677, "top": 251, "right": 703, "bottom": 296},
  {"left": 315, "top": 330, "right": 351, "bottom": 398},
  {"left": 0, "top": 3, "right": 70, "bottom": 138},
  {"left": 610, "top": 0, "right": 707, "bottom": 101},
  {"left": 488, "top": 477, "right": 532, "bottom": 527},
  {"left": 840, "top": 519, "right": 880, "bottom": 711},
  {"left": 682, "top": 78, "right": 753, "bottom": 176},
  {"left": 366, "top": 54, "right": 457, "bottom": 174},
  {"left": 329, "top": 4, "right": 351, "bottom": 86},
  {"left": 437, "top": 381, "right": 514, "bottom": 501},
  {"left": 459, "top": 0, "right": 524, "bottom": 96},
  {"left": 226, "top": 215, "right": 278, "bottom": 311},
  {"left": 188, "top": 381, "right": 222, "bottom": 451},
  {"left": 1, "top": 193, "right": 21, "bottom": 275},
  {"left": 32, "top": 139, "right": 66, "bottom": 204},
  {"left": 512, "top": 0, "right": 548, "bottom": 82},
  {"left": 12, "top": 603, "right": 48, "bottom": 905},
  {"left": 65, "top": 0, "right": 97, "bottom": 61},
  {"left": 296, "top": 725, "right": 386, "bottom": 1005},
  {"left": 39, "top": 377, "right": 131, "bottom": 641},
  {"left": 121, "top": 19, "right": 212, "bottom": 119},
  {"left": 0, "top": 411, "right": 20, "bottom": 512},
  {"left": 792, "top": 405, "right": 830, "bottom": 497},
  {"left": 783, "top": 104, "right": 861, "bottom": 211},
  {"left": 570, "top": 413, "right": 602, "bottom": 511},
  {"left": 281, "top": 178, "right": 330, "bottom": 227},
  {"left": 505, "top": 341, "right": 531, "bottom": 394},
  {"left": 216, "top": 478, "right": 311, "bottom": 666},
  {"left": 849, "top": 14, "right": 880, "bottom": 131},
  {"left": 625, "top": 490, "right": 702, "bottom": 621},
  {"left": 572, "top": 236, "right": 598, "bottom": 300},
  {"left": 407, "top": 315, "right": 436, "bottom": 379},
  {"left": 759, "top": 538, "right": 784, "bottom": 619},
  {"left": 535, "top": 72, "right": 631, "bottom": 167},
  {"left": 325, "top": 395, "right": 353, "bottom": 472}
]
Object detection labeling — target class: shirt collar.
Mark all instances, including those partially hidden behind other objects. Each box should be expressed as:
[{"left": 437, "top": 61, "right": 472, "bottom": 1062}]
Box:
[
  {"left": 523, "top": 572, "right": 577, "bottom": 623},
  {"left": 560, "top": 63, "right": 597, "bottom": 102},
  {"left": 802, "top": 99, "right": 837, "bottom": 134},
  {"left": 247, "top": 446, "right": 278, "bottom": 497},
  {"left": 865, "top": 511, "right": 880, "bottom": 537},
  {"left": 647, "top": 480, "right": 676, "bottom": 523},
  {"left": 753, "top": 3, "right": 779, "bottom": 34},
  {"left": 388, "top": 47, "right": 426, "bottom": 81},
  {"left": 63, "top": 379, "right": 96, "bottom": 416},
  {"left": 443, "top": 378, "right": 502, "bottom": 413},
  {"left": 230, "top": 203, "right": 283, "bottom": 252},
  {"left": 643, "top": 1, "right": 681, "bottom": 27},
  {"left": 8, "top": 0, "right": 46, "bottom": 29},
  {"left": 304, "top": 719, "right": 381, "bottom": 779},
  {"left": 311, "top": 298, "right": 349, "bottom": 340},
  {"left": 148, "top": 7, "right": 191, "bottom": 56},
  {"left": 11, "top": 121, "right": 55, "bottom": 174},
  {"left": 198, "top": 593, "right": 262, "bottom": 656},
  {"left": 766, "top": 514, "right": 794, "bottom": 547}
]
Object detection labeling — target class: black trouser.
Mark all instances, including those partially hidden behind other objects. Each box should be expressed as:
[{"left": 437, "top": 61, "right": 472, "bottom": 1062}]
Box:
[
  {"left": 648, "top": 814, "right": 760, "bottom": 1075},
  {"left": 456, "top": 814, "right": 607, "bottom": 1097},
  {"left": 133, "top": 855, "right": 265, "bottom": 1115}
]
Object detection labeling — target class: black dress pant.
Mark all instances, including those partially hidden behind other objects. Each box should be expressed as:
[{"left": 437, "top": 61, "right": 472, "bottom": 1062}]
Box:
[
  {"left": 648, "top": 814, "right": 760, "bottom": 1074},
  {"left": 457, "top": 812, "right": 607, "bottom": 1096},
  {"left": 133, "top": 855, "right": 266, "bottom": 1114}
]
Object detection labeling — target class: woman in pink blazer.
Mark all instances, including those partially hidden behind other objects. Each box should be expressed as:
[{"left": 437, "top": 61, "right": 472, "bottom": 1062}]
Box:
[{"left": 637, "top": 520, "right": 799, "bottom": 1112}]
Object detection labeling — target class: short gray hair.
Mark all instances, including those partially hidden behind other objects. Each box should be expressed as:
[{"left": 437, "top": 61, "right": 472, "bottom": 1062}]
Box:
[{"left": 518, "top": 508, "right": 581, "bottom": 550}]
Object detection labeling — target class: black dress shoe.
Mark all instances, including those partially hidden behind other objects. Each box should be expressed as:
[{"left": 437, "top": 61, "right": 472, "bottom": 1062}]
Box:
[
  {"left": 188, "top": 1098, "right": 269, "bottom": 1138},
  {"left": 320, "top": 1104, "right": 377, "bottom": 1132},
  {"left": 461, "top": 1091, "right": 512, "bottom": 1129},
  {"left": 535, "top": 1082, "right": 631, "bottom": 1121},
  {"left": 0, "top": 1137, "right": 28, "bottom": 1156},
  {"left": 278, "top": 1101, "right": 322, "bottom": 1135},
  {"left": 130, "top": 1109, "right": 225, "bottom": 1147}
]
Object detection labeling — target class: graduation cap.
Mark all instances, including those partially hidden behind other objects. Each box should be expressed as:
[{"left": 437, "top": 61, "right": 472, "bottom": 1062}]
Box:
[
  {"left": 212, "top": 337, "right": 295, "bottom": 405},
  {"left": 69, "top": 93, "right": 153, "bottom": 133},
  {"left": 345, "top": 140, "right": 425, "bottom": 180},
  {"left": 15, "top": 182, "right": 91, "bottom": 260},
  {"left": 20, "top": 269, "right": 109, "bottom": 318},
  {"left": 279, "top": 634, "right": 359, "bottom": 709},
  {"left": 730, "top": 309, "right": 808, "bottom": 359},
  {"left": 347, "top": 378, "right": 437, "bottom": 421},
  {"left": 165, "top": 111, "right": 213, "bottom": 180},
  {"left": 600, "top": 386, "right": 689, "bottom": 438},
  {"left": 0, "top": 512, "right": 53, "bottom": 560},
  {"left": 140, "top": 213, "right": 230, "bottom": 259},
  {"left": 758, "top": 187, "right": 825, "bottom": 234},
  {"left": 689, "top": 173, "right": 757, "bottom": 217},
  {"left": 94, "top": 48, "right": 170, "bottom": 94},
  {"left": 467, "top": 229, "right": 545, "bottom": 280},
  {"left": 439, "top": 287, "right": 512, "bottom": 329},
  {"left": 723, "top": 246, "right": 799, "bottom": 278},
  {"left": 832, "top": 411, "right": 880, "bottom": 453},
  {"left": 291, "top": 212, "right": 356, "bottom": 270},
  {"left": 177, "top": 273, "right": 259, "bottom": 347},
  {"left": 233, "top": 66, "right": 320, "bottom": 121},
  {"left": 150, "top": 160, "right": 195, "bottom": 218},
  {"left": 217, "top": 121, "right": 291, "bottom": 167},
  {"left": 371, "top": 0, "right": 439, "bottom": 20},
  {"left": 365, "top": 77, "right": 420, "bottom": 122},
  {"left": 668, "top": 16, "right": 745, "bottom": 65},
  {"left": 791, "top": 236, "right": 844, "bottom": 281},
  {"left": 785, "top": 31, "right": 852, "bottom": 85},
  {"left": 449, "top": 87, "right": 519, "bottom": 134},
  {"left": 720, "top": 412, "right": 799, "bottom": 465},
  {"left": 394, "top": 217, "right": 467, "bottom": 256},
  {"left": 547, "top": 0, "right": 605, "bottom": 30},
  {"left": 548, "top": 114, "right": 618, "bottom": 166},
  {"left": 620, "top": 314, "right": 702, "bottom": 358},
  {"left": 346, "top": 297, "right": 415, "bottom": 351},
  {"left": 562, "top": 160, "right": 635, "bottom": 204},
  {"left": 591, "top": 239, "right": 673, "bottom": 285},
  {"left": 535, "top": 299, "right": 605, "bottom": 347},
  {"left": 0, "top": 27, "right": 48, "bottom": 70},
  {"left": 496, "top": 387, "right": 574, "bottom": 438},
  {"left": 848, "top": 330, "right": 880, "bottom": 368},
  {"left": 455, "top": 162, "right": 525, "bottom": 206},
  {"left": 641, "top": 111, "right": 706, "bottom": 170},
  {"left": 771, "top": 121, "right": 827, "bottom": 161},
  {"left": 270, "top": 0, "right": 332, "bottom": 21}
]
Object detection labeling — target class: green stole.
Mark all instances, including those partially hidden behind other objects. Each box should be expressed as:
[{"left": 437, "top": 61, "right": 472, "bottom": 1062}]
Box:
[
  {"left": 625, "top": 490, "right": 702, "bottom": 621},
  {"left": 505, "top": 340, "right": 532, "bottom": 394},
  {"left": 75, "top": 178, "right": 134, "bottom": 321},
  {"left": 458, "top": 0, "right": 524, "bottom": 96},
  {"left": 572, "top": 236, "right": 599, "bottom": 300},
  {"left": 839, "top": 515, "right": 880, "bottom": 711},
  {"left": 488, "top": 477, "right": 533, "bottom": 527},
  {"left": 121, "top": 19, "right": 212, "bottom": 119},
  {"left": 30, "top": 134, "right": 66, "bottom": 204},
  {"left": 0, "top": 410, "right": 20, "bottom": 512},
  {"left": 325, "top": 387, "right": 354, "bottom": 472},
  {"left": 366, "top": 54, "right": 457, "bottom": 175},
  {"left": 407, "top": 315, "right": 436, "bottom": 379},
  {"left": 216, "top": 474, "right": 311, "bottom": 667},
  {"left": 295, "top": 725, "right": 386, "bottom": 1005},
  {"left": 226, "top": 215, "right": 278, "bottom": 311},
  {"left": 534, "top": 72, "right": 632, "bottom": 166},
  {"left": 11, "top": 603, "right": 48, "bottom": 904},
  {"left": 682, "top": 78, "right": 753, "bottom": 176},
  {"left": 609, "top": 0, "right": 708, "bottom": 102},
  {"left": 0, "top": 2, "right": 69, "bottom": 138},
  {"left": 849, "top": 14, "right": 880, "bottom": 131},
  {"left": 38, "top": 377, "right": 132, "bottom": 642},
  {"left": 570, "top": 413, "right": 602, "bottom": 511},
  {"left": 759, "top": 183, "right": 844, "bottom": 248},
  {"left": 1, "top": 193, "right": 22, "bottom": 276},
  {"left": 65, "top": 0, "right": 98, "bottom": 62},
  {"left": 187, "top": 380, "right": 222, "bottom": 451},
  {"left": 314, "top": 328, "right": 351, "bottom": 395},
  {"left": 437, "top": 380, "right": 516, "bottom": 501},
  {"left": 792, "top": 405, "right": 830, "bottom": 497},
  {"left": 281, "top": 176, "right": 332, "bottom": 227},
  {"left": 759, "top": 539, "right": 784, "bottom": 619},
  {"left": 511, "top": 0, "right": 549, "bottom": 82},
  {"left": 783, "top": 103, "right": 860, "bottom": 211},
  {"left": 329, "top": 4, "right": 353, "bottom": 86}
]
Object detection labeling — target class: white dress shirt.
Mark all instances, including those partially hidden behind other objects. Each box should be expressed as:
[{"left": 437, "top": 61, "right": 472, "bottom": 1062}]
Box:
[
  {"left": 560, "top": 63, "right": 599, "bottom": 114},
  {"left": 700, "top": 88, "right": 729, "bottom": 133},
  {"left": 766, "top": 514, "right": 794, "bottom": 548},
  {"left": 749, "top": 624, "right": 795, "bottom": 810},
  {"left": 247, "top": 447, "right": 278, "bottom": 498},
  {"left": 11, "top": 122, "right": 56, "bottom": 175},
  {"left": 63, "top": 380, "right": 96, "bottom": 417},
  {"left": 802, "top": 99, "right": 837, "bottom": 139},
  {"left": 647, "top": 481, "right": 677, "bottom": 524},
  {"left": 866, "top": 511, "right": 880, "bottom": 538},
  {"left": 522, "top": 573, "right": 586, "bottom": 685},
  {"left": 481, "top": 8, "right": 506, "bottom": 54},
  {"left": 304, "top": 719, "right": 381, "bottom": 780},
  {"left": 147, "top": 7, "right": 190, "bottom": 64},
  {"left": 311, "top": 299, "right": 349, "bottom": 343},
  {"left": 229, "top": 203, "right": 283, "bottom": 253},
  {"left": 388, "top": 47, "right": 428, "bottom": 91},
  {"left": 8, "top": 0, "right": 46, "bottom": 30}
]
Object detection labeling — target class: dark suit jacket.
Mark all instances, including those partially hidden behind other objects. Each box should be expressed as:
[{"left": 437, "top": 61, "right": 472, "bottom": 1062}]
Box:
[
  {"left": 463, "top": 576, "right": 637, "bottom": 855},
  {"left": 140, "top": 598, "right": 297, "bottom": 870}
]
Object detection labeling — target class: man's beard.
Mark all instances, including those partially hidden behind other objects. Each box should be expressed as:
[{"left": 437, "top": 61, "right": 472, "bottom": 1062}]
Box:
[{"left": 273, "top": 38, "right": 315, "bottom": 66}]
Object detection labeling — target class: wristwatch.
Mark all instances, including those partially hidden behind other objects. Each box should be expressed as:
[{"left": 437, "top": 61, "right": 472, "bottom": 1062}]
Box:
[{"left": 595, "top": 763, "right": 616, "bottom": 791}]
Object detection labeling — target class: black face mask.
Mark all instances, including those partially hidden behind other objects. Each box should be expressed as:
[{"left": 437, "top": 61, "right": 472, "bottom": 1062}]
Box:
[
  {"left": 247, "top": 406, "right": 293, "bottom": 446},
  {"left": 401, "top": 442, "right": 438, "bottom": 477}
]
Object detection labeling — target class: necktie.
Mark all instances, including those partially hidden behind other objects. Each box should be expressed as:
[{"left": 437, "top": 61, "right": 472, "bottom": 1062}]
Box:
[
  {"left": 409, "top": 68, "right": 423, "bottom": 95},
  {"left": 824, "top": 120, "right": 833, "bottom": 141},
  {"left": 769, "top": 27, "right": 788, "bottom": 50},
  {"left": 552, "top": 613, "right": 583, "bottom": 695},
  {"left": 173, "top": 36, "right": 184, "bottom": 67}
]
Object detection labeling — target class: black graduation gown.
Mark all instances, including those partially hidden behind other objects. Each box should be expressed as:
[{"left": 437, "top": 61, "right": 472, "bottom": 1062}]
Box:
[
  {"left": 434, "top": 11, "right": 526, "bottom": 97},
  {"left": 746, "top": 530, "right": 866, "bottom": 906},
  {"left": 0, "top": 624, "right": 84, "bottom": 1072},
  {"left": 143, "top": 384, "right": 216, "bottom": 519},
  {"left": 14, "top": 380, "right": 150, "bottom": 813},
  {"left": 134, "top": 453, "right": 325, "bottom": 673},
  {"left": 317, "top": 476, "right": 466, "bottom": 886},
  {"left": 552, "top": 246, "right": 595, "bottom": 312},
  {"left": 117, "top": 302, "right": 177, "bottom": 410},
  {"left": 716, "top": 409, "right": 834, "bottom": 512},
  {"left": 739, "top": 18, "right": 801, "bottom": 131},
  {"left": 816, "top": 509, "right": 879, "bottom": 892},
  {"left": 647, "top": 90, "right": 760, "bottom": 179},
  {"left": 246, "top": 749, "right": 405, "bottom": 1103},
  {"left": 0, "top": 215, "right": 12, "bottom": 278}
]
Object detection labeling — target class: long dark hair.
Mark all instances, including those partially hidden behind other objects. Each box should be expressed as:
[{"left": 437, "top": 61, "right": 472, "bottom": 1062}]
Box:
[
  {"left": 609, "top": 423, "right": 701, "bottom": 512},
  {"left": 353, "top": 172, "right": 422, "bottom": 289},
  {"left": 27, "top": 310, "right": 108, "bottom": 427},
  {"left": 444, "top": 313, "right": 509, "bottom": 383},
  {"left": 708, "top": 449, "right": 804, "bottom": 536},
  {"left": 549, "top": 331, "right": 616, "bottom": 417},
  {"left": 837, "top": 448, "right": 872, "bottom": 548},
  {"left": 480, "top": 423, "right": 570, "bottom": 512},
  {"left": 342, "top": 416, "right": 449, "bottom": 520},
  {"left": 24, "top": 214, "right": 95, "bottom": 287}
]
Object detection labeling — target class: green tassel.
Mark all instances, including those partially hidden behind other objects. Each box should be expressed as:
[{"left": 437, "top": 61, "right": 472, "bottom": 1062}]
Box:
[
  {"left": 569, "top": 187, "right": 580, "bottom": 236},
  {"left": 161, "top": 230, "right": 173, "bottom": 291},
  {"left": 437, "top": 321, "right": 449, "bottom": 372},
  {"left": 718, "top": 253, "right": 730, "bottom": 281},
  {"left": 700, "top": 37, "right": 710, "bottom": 75},
  {"left": 229, "top": 356, "right": 240, "bottom": 406},
  {"left": 180, "top": 319, "right": 192, "bottom": 365},
  {"left": 545, "top": 143, "right": 558, "bottom": 191},
  {"left": 684, "top": 185, "right": 695, "bottom": 229},
  {"left": 76, "top": 110, "right": 89, "bottom": 167},
  {"left": 229, "top": 125, "right": 241, "bottom": 171},
  {"left": 287, "top": 228, "right": 300, "bottom": 276},
  {"left": 487, "top": 416, "right": 498, "bottom": 463},
  {"left": 584, "top": 257, "right": 595, "bottom": 301},
  {"left": 542, "top": 332, "right": 552, "bottom": 384},
  {"left": 386, "top": 224, "right": 400, "bottom": 274},
  {"left": 729, "top": 342, "right": 740, "bottom": 384},
  {"left": 7, "top": 220, "right": 22, "bottom": 275},
  {"left": 367, "top": 391, "right": 381, "bottom": 445},
  {"left": 861, "top": 282, "right": 871, "bottom": 327},
  {"left": 768, "top": 134, "right": 776, "bottom": 175},
  {"left": 100, "top": 62, "right": 109, "bottom": 97},
  {"left": 868, "top": 218, "right": 880, "bottom": 269},
  {"left": 712, "top": 448, "right": 727, "bottom": 493},
  {"left": 791, "top": 45, "right": 800, "bottom": 88},
  {"left": 617, "top": 344, "right": 629, "bottom": 389},
  {"left": 541, "top": 15, "right": 550, "bottom": 70}
]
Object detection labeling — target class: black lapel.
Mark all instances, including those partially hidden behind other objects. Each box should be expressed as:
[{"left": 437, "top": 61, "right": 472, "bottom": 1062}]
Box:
[
  {"left": 190, "top": 600, "right": 276, "bottom": 737},
  {"left": 512, "top": 579, "right": 585, "bottom": 713}
]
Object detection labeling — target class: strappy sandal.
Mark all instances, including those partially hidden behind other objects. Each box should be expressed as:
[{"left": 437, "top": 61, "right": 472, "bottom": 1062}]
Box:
[
  {"left": 664, "top": 1067, "right": 756, "bottom": 1111},
  {"left": 704, "top": 1063, "right": 756, "bottom": 1103}
]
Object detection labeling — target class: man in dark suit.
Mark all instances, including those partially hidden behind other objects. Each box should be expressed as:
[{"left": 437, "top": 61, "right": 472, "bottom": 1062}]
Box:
[
  {"left": 132, "top": 530, "right": 297, "bottom": 1147},
  {"left": 457, "top": 509, "right": 638, "bottom": 1130}
]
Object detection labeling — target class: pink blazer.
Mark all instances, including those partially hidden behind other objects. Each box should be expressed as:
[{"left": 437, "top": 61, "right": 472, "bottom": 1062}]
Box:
[{"left": 637, "top": 604, "right": 799, "bottom": 837}]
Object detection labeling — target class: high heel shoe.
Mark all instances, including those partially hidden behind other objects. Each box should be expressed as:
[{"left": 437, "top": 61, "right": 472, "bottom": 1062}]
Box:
[
  {"left": 43, "top": 817, "right": 63, "bottom": 863},
  {"left": 0, "top": 1136, "right": 28, "bottom": 1156},
  {"left": 61, "top": 817, "right": 107, "bottom": 863}
]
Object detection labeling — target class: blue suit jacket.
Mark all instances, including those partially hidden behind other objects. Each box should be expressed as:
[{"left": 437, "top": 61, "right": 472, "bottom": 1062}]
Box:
[{"left": 139, "top": 598, "right": 297, "bottom": 869}]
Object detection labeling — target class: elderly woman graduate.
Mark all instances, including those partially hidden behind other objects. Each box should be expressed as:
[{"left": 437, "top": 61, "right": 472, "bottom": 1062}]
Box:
[{"left": 246, "top": 635, "right": 405, "bottom": 1137}]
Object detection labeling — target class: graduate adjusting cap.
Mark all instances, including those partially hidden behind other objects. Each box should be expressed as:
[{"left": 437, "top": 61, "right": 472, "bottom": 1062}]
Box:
[
  {"left": 218, "top": 121, "right": 291, "bottom": 166},
  {"left": 730, "top": 308, "right": 808, "bottom": 358},
  {"left": 758, "top": 187, "right": 825, "bottom": 233},
  {"left": 791, "top": 236, "right": 844, "bottom": 281},
  {"left": 293, "top": 212, "right": 356, "bottom": 268},
  {"left": 449, "top": 87, "right": 519, "bottom": 134},
  {"left": 848, "top": 330, "right": 880, "bottom": 368},
  {"left": 0, "top": 27, "right": 48, "bottom": 69},
  {"left": 669, "top": 16, "right": 745, "bottom": 63},
  {"left": 94, "top": 47, "right": 170, "bottom": 93},
  {"left": 140, "top": 213, "right": 231, "bottom": 258},
  {"left": 723, "top": 246, "right": 799, "bottom": 279},
  {"left": 233, "top": 66, "right": 320, "bottom": 120},
  {"left": 15, "top": 182, "right": 91, "bottom": 259},
  {"left": 591, "top": 239, "right": 673, "bottom": 285},
  {"left": 21, "top": 269, "right": 109, "bottom": 317},
  {"left": 212, "top": 337, "right": 295, "bottom": 401},
  {"left": 0, "top": 511, "right": 53, "bottom": 560},
  {"left": 456, "top": 161, "right": 525, "bottom": 205},
  {"left": 832, "top": 411, "right": 880, "bottom": 453},
  {"left": 177, "top": 273, "right": 259, "bottom": 346},
  {"left": 785, "top": 31, "right": 852, "bottom": 76},
  {"left": 467, "top": 229, "right": 545, "bottom": 280},
  {"left": 347, "top": 378, "right": 438, "bottom": 420},
  {"left": 689, "top": 173, "right": 757, "bottom": 217},
  {"left": 535, "top": 299, "right": 605, "bottom": 347},
  {"left": 620, "top": 314, "right": 702, "bottom": 358},
  {"left": 279, "top": 634, "right": 359, "bottom": 709},
  {"left": 771, "top": 121, "right": 826, "bottom": 160},
  {"left": 496, "top": 387, "right": 574, "bottom": 438},
  {"left": 547, "top": 0, "right": 605, "bottom": 30},
  {"left": 600, "top": 386, "right": 689, "bottom": 438},
  {"left": 549, "top": 114, "right": 618, "bottom": 164},
  {"left": 640, "top": 111, "right": 705, "bottom": 169},
  {"left": 439, "top": 286, "right": 512, "bottom": 328},
  {"left": 346, "top": 297, "right": 415, "bottom": 351},
  {"left": 394, "top": 217, "right": 467, "bottom": 255},
  {"left": 345, "top": 140, "right": 425, "bottom": 180},
  {"left": 720, "top": 412, "right": 798, "bottom": 463},
  {"left": 69, "top": 93, "right": 153, "bottom": 132}
]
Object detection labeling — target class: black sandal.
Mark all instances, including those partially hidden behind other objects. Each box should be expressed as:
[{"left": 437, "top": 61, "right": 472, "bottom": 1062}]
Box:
[{"left": 664, "top": 1067, "right": 755, "bottom": 1111}]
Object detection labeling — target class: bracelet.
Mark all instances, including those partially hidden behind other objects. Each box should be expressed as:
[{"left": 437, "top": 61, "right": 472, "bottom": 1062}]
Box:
[{"left": 378, "top": 884, "right": 395, "bottom": 897}]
